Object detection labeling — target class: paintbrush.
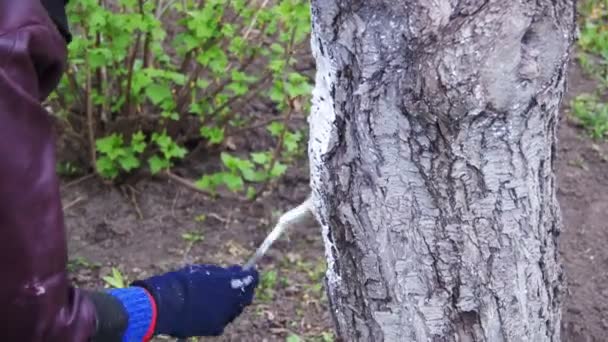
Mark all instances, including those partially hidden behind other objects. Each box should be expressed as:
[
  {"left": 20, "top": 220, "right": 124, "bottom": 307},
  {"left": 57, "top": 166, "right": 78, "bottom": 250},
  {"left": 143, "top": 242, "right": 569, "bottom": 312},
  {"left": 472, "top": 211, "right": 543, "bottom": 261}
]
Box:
[{"left": 177, "top": 196, "right": 314, "bottom": 342}]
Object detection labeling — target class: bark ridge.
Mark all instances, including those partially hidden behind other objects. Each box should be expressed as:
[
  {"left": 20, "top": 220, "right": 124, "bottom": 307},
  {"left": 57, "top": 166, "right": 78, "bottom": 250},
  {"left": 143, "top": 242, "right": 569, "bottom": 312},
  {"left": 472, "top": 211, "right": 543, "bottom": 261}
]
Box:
[{"left": 308, "top": 1, "right": 576, "bottom": 341}]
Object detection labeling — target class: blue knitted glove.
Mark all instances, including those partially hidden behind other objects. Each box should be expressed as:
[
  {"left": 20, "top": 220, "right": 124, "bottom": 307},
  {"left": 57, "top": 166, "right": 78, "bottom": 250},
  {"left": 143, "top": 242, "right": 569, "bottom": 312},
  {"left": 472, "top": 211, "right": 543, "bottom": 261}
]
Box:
[
  {"left": 132, "top": 264, "right": 259, "bottom": 338},
  {"left": 103, "top": 287, "right": 156, "bottom": 342}
]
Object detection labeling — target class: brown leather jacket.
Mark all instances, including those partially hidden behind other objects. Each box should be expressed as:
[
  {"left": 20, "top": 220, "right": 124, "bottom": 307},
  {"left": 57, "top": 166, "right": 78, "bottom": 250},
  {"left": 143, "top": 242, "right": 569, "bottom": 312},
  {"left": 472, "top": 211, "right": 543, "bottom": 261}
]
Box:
[{"left": 0, "top": 0, "right": 98, "bottom": 340}]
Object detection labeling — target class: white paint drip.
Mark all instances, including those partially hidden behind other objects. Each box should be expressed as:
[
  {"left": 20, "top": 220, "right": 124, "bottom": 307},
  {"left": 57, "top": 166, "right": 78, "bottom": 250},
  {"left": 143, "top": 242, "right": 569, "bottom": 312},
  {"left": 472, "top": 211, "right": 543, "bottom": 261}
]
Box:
[
  {"left": 308, "top": 28, "right": 342, "bottom": 289},
  {"left": 230, "top": 275, "right": 254, "bottom": 291}
]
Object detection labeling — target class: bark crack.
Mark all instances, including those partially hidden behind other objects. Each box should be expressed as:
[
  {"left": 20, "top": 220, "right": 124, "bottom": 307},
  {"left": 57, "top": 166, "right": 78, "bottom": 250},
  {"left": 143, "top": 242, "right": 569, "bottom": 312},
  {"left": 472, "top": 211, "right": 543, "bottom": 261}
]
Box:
[{"left": 309, "top": 1, "right": 574, "bottom": 340}]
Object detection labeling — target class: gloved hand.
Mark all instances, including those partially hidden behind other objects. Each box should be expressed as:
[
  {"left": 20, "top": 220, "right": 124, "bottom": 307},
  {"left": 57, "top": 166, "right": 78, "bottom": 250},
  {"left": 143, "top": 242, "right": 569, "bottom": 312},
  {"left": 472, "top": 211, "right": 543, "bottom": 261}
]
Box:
[{"left": 132, "top": 264, "right": 259, "bottom": 338}]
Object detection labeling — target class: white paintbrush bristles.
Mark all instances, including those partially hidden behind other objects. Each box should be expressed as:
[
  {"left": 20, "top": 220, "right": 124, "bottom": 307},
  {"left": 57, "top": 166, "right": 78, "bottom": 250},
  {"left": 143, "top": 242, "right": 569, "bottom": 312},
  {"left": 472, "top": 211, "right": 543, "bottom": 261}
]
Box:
[{"left": 242, "top": 196, "right": 314, "bottom": 271}]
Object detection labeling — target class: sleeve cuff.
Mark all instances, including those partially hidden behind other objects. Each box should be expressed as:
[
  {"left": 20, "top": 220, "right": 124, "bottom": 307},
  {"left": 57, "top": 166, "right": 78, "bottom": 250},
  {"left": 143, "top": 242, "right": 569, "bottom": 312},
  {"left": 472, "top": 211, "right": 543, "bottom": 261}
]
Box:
[{"left": 107, "top": 287, "right": 157, "bottom": 342}]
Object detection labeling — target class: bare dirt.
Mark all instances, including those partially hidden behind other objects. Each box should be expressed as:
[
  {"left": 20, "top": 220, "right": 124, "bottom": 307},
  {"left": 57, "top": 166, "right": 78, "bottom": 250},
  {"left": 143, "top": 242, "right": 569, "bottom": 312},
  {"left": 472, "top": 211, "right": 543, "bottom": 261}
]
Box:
[
  {"left": 559, "top": 63, "right": 608, "bottom": 342},
  {"left": 63, "top": 162, "right": 331, "bottom": 341},
  {"left": 61, "top": 62, "right": 608, "bottom": 341}
]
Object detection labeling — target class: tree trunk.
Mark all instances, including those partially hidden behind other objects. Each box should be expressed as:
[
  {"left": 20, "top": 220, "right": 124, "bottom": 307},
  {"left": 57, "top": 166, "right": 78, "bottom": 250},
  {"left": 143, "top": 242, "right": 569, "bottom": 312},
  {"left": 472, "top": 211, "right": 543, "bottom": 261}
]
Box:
[{"left": 308, "top": 1, "right": 576, "bottom": 341}]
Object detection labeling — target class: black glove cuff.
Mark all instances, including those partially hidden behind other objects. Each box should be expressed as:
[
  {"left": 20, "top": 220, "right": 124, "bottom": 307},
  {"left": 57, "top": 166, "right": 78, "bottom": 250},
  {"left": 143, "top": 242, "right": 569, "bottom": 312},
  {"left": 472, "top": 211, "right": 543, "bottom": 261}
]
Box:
[{"left": 83, "top": 290, "right": 129, "bottom": 342}]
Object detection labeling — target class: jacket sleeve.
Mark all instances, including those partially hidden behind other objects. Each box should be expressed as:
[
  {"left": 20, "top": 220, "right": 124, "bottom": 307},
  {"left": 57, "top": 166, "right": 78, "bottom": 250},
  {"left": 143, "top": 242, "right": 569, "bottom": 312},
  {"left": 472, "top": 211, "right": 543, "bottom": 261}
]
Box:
[{"left": 0, "top": 1, "right": 98, "bottom": 341}]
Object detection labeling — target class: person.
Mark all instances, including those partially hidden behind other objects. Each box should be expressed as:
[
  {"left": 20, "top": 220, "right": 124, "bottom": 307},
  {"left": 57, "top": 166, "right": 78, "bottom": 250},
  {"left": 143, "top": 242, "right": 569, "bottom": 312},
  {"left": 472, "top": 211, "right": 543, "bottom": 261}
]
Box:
[{"left": 0, "top": 0, "right": 260, "bottom": 341}]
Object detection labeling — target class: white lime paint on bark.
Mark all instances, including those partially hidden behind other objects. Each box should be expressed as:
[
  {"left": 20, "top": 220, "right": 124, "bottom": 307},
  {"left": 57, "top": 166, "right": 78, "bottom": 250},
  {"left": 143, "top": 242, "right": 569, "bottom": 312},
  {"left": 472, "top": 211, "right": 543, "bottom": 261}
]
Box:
[
  {"left": 308, "top": 1, "right": 576, "bottom": 341},
  {"left": 308, "top": 2, "right": 343, "bottom": 295}
]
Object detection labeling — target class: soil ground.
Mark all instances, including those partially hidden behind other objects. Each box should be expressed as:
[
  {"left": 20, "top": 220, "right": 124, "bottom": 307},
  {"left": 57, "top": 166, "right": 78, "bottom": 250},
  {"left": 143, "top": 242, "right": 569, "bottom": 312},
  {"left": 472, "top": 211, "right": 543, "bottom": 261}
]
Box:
[
  {"left": 62, "top": 62, "right": 608, "bottom": 341},
  {"left": 558, "top": 63, "right": 608, "bottom": 342}
]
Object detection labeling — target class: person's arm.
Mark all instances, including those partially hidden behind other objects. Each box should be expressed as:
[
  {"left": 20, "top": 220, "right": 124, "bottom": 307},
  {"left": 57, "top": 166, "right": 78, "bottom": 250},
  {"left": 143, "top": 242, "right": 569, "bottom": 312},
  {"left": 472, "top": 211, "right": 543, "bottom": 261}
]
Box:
[
  {"left": 0, "top": 2, "right": 153, "bottom": 341},
  {"left": 0, "top": 2, "right": 259, "bottom": 341},
  {"left": 0, "top": 1, "right": 99, "bottom": 340}
]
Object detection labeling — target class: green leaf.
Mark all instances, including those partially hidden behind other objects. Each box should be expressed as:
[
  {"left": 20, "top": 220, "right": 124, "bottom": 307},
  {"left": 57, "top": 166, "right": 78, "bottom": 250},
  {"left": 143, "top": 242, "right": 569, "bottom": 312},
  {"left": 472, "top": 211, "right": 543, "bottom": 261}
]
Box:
[
  {"left": 167, "top": 143, "right": 188, "bottom": 159},
  {"left": 221, "top": 23, "right": 236, "bottom": 37},
  {"left": 130, "top": 131, "right": 147, "bottom": 153},
  {"left": 268, "top": 59, "right": 286, "bottom": 73},
  {"left": 196, "top": 174, "right": 220, "bottom": 193},
  {"left": 182, "top": 232, "right": 204, "bottom": 243},
  {"left": 161, "top": 111, "right": 180, "bottom": 120},
  {"left": 96, "top": 156, "right": 118, "bottom": 179},
  {"left": 246, "top": 186, "right": 257, "bottom": 200},
  {"left": 148, "top": 155, "right": 169, "bottom": 174},
  {"left": 240, "top": 167, "right": 259, "bottom": 182},
  {"left": 145, "top": 83, "right": 173, "bottom": 105},
  {"left": 200, "top": 126, "right": 225, "bottom": 144},
  {"left": 286, "top": 334, "right": 302, "bottom": 342},
  {"left": 90, "top": 10, "right": 107, "bottom": 29},
  {"left": 251, "top": 152, "right": 270, "bottom": 165},
  {"left": 267, "top": 122, "right": 285, "bottom": 137},
  {"left": 88, "top": 48, "right": 110, "bottom": 68},
  {"left": 118, "top": 154, "right": 140, "bottom": 171},
  {"left": 131, "top": 70, "right": 153, "bottom": 94},
  {"left": 220, "top": 153, "right": 240, "bottom": 172},
  {"left": 270, "top": 162, "right": 287, "bottom": 178},
  {"left": 284, "top": 131, "right": 303, "bottom": 153},
  {"left": 270, "top": 43, "right": 284, "bottom": 54},
  {"left": 96, "top": 134, "right": 123, "bottom": 155},
  {"left": 227, "top": 81, "right": 249, "bottom": 96},
  {"left": 221, "top": 173, "right": 244, "bottom": 192},
  {"left": 103, "top": 267, "right": 126, "bottom": 288}
]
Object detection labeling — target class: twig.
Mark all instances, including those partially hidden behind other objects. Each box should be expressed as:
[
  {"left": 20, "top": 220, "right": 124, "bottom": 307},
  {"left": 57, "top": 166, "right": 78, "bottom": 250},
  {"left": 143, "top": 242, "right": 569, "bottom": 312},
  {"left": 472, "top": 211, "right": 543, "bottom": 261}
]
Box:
[
  {"left": 203, "top": 73, "right": 271, "bottom": 122},
  {"left": 216, "top": 0, "right": 270, "bottom": 73},
  {"left": 85, "top": 66, "right": 97, "bottom": 171},
  {"left": 175, "top": 1, "right": 271, "bottom": 119},
  {"left": 198, "top": 53, "right": 258, "bottom": 106},
  {"left": 59, "top": 122, "right": 89, "bottom": 147},
  {"left": 155, "top": 0, "right": 164, "bottom": 19},
  {"left": 227, "top": 116, "right": 306, "bottom": 135},
  {"left": 251, "top": 28, "right": 299, "bottom": 200},
  {"left": 223, "top": 211, "right": 234, "bottom": 230},
  {"left": 207, "top": 212, "right": 228, "bottom": 223},
  {"left": 242, "top": 0, "right": 270, "bottom": 39},
  {"left": 64, "top": 173, "right": 96, "bottom": 189},
  {"left": 142, "top": 0, "right": 164, "bottom": 69},
  {"left": 141, "top": 0, "right": 153, "bottom": 68},
  {"left": 120, "top": 186, "right": 144, "bottom": 220},
  {"left": 253, "top": 99, "right": 295, "bottom": 200},
  {"left": 199, "top": 17, "right": 270, "bottom": 105},
  {"left": 163, "top": 171, "right": 249, "bottom": 203},
  {"left": 178, "top": 49, "right": 195, "bottom": 74},
  {"left": 66, "top": 66, "right": 84, "bottom": 107},
  {"left": 124, "top": 32, "right": 142, "bottom": 117},
  {"left": 164, "top": 170, "right": 212, "bottom": 197},
  {"left": 94, "top": 2, "right": 108, "bottom": 124},
  {"left": 159, "top": 0, "right": 179, "bottom": 16},
  {"left": 128, "top": 185, "right": 144, "bottom": 220},
  {"left": 171, "top": 188, "right": 180, "bottom": 218},
  {"left": 63, "top": 196, "right": 86, "bottom": 211}
]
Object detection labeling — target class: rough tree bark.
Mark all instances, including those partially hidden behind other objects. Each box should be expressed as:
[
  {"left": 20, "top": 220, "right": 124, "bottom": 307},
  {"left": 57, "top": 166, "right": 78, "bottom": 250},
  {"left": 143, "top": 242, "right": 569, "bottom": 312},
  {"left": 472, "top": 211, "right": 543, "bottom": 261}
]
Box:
[{"left": 308, "top": 1, "right": 576, "bottom": 341}]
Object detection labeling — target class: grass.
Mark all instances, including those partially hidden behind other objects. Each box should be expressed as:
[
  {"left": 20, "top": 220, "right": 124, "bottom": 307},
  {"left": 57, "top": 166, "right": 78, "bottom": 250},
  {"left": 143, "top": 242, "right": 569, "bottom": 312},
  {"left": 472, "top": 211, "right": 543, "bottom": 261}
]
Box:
[
  {"left": 67, "top": 256, "right": 99, "bottom": 272},
  {"left": 258, "top": 269, "right": 279, "bottom": 302},
  {"left": 572, "top": 0, "right": 608, "bottom": 141},
  {"left": 571, "top": 94, "right": 608, "bottom": 139},
  {"left": 102, "top": 267, "right": 127, "bottom": 288}
]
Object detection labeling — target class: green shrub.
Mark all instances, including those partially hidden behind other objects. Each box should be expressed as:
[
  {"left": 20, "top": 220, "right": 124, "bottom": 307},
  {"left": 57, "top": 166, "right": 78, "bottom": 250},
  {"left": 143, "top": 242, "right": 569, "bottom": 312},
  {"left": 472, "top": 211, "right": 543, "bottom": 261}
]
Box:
[
  {"left": 50, "top": 0, "right": 312, "bottom": 195},
  {"left": 571, "top": 94, "right": 608, "bottom": 140},
  {"left": 570, "top": 1, "right": 608, "bottom": 142},
  {"left": 577, "top": 1, "right": 608, "bottom": 80}
]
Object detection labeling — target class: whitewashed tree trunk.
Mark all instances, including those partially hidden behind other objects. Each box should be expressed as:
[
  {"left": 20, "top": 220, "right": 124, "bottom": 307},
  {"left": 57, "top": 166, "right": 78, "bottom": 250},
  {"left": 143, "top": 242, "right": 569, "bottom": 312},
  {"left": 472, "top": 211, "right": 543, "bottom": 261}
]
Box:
[{"left": 307, "top": 1, "right": 576, "bottom": 341}]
